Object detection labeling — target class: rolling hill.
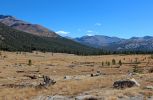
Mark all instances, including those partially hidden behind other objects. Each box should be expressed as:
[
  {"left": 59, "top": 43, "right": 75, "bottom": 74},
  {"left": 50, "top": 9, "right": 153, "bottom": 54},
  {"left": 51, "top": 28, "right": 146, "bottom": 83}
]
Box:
[
  {"left": 0, "top": 22, "right": 99, "bottom": 55},
  {"left": 0, "top": 15, "right": 58, "bottom": 37}
]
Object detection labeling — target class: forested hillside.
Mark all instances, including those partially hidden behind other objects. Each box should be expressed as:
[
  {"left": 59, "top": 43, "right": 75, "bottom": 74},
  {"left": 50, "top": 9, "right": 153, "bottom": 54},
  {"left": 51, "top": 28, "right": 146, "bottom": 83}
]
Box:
[{"left": 0, "top": 23, "right": 100, "bottom": 55}]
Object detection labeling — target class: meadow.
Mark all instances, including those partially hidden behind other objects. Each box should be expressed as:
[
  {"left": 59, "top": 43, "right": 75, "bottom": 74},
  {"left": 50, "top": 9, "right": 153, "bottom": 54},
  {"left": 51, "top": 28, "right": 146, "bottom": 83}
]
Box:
[{"left": 0, "top": 51, "right": 153, "bottom": 100}]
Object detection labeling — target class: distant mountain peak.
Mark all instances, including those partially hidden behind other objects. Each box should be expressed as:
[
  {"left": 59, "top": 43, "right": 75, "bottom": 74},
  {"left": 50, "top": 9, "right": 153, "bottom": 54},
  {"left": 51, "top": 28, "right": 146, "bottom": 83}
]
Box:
[
  {"left": 0, "top": 15, "right": 14, "bottom": 19},
  {"left": 74, "top": 35, "right": 123, "bottom": 48},
  {"left": 130, "top": 37, "right": 140, "bottom": 39},
  {"left": 74, "top": 35, "right": 153, "bottom": 51},
  {"left": 0, "top": 15, "right": 58, "bottom": 37},
  {"left": 143, "top": 36, "right": 153, "bottom": 39},
  {"left": 130, "top": 36, "right": 153, "bottom": 40}
]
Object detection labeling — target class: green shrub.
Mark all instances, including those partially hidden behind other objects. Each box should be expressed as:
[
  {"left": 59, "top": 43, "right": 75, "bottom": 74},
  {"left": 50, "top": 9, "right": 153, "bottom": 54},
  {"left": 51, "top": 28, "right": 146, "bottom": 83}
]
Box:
[
  {"left": 151, "top": 55, "right": 153, "bottom": 59},
  {"left": 28, "top": 59, "right": 32, "bottom": 66},
  {"left": 133, "top": 65, "right": 142, "bottom": 73},
  {"left": 112, "top": 59, "right": 116, "bottom": 65},
  {"left": 118, "top": 60, "right": 122, "bottom": 66},
  {"left": 102, "top": 62, "right": 104, "bottom": 66},
  {"left": 107, "top": 61, "right": 110, "bottom": 66}
]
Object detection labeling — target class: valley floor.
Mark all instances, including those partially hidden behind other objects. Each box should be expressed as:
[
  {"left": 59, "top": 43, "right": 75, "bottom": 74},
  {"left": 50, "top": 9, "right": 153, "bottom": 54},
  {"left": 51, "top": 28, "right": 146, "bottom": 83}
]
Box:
[{"left": 0, "top": 51, "right": 153, "bottom": 100}]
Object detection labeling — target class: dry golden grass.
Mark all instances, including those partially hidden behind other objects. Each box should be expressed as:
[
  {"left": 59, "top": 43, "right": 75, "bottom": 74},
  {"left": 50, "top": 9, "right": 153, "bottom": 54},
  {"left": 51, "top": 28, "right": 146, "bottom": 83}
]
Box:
[{"left": 0, "top": 51, "right": 153, "bottom": 99}]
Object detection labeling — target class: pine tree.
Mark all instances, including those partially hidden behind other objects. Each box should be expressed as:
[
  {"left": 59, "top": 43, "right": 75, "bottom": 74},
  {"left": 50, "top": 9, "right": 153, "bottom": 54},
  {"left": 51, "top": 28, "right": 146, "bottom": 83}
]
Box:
[
  {"left": 107, "top": 61, "right": 110, "bottom": 66},
  {"left": 118, "top": 60, "right": 122, "bottom": 66},
  {"left": 28, "top": 59, "right": 32, "bottom": 66},
  {"left": 102, "top": 62, "right": 104, "bottom": 66},
  {"left": 112, "top": 59, "right": 116, "bottom": 65}
]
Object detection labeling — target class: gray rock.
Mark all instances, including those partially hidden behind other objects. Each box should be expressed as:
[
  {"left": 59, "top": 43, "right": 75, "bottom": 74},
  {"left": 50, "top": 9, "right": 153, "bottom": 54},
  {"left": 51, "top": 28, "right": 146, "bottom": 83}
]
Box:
[
  {"left": 64, "top": 76, "right": 73, "bottom": 80},
  {"left": 145, "top": 86, "right": 153, "bottom": 90},
  {"left": 118, "top": 95, "right": 153, "bottom": 100},
  {"left": 32, "top": 95, "right": 70, "bottom": 100},
  {"left": 48, "top": 95, "right": 68, "bottom": 100},
  {"left": 75, "top": 95, "right": 98, "bottom": 100}
]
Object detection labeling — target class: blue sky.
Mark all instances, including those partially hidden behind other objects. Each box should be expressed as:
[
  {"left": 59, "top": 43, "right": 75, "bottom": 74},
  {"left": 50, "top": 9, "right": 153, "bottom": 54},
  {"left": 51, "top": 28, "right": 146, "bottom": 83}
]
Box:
[{"left": 0, "top": 0, "right": 153, "bottom": 38}]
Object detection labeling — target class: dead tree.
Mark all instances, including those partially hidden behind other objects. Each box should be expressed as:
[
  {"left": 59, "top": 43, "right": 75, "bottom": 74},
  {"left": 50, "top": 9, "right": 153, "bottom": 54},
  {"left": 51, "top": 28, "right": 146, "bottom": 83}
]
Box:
[{"left": 38, "top": 75, "right": 56, "bottom": 88}]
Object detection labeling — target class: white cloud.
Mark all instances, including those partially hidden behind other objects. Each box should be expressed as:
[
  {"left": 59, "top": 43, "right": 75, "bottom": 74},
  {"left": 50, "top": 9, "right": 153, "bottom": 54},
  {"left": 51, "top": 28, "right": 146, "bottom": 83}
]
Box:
[
  {"left": 56, "top": 31, "right": 70, "bottom": 35},
  {"left": 86, "top": 34, "right": 94, "bottom": 36},
  {"left": 95, "top": 23, "right": 102, "bottom": 26},
  {"left": 86, "top": 30, "right": 94, "bottom": 36}
]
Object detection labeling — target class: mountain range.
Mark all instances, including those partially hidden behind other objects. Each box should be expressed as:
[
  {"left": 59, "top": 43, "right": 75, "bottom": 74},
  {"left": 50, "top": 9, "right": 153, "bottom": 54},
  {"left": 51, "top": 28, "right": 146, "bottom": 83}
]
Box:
[
  {"left": 74, "top": 35, "right": 153, "bottom": 52},
  {"left": 74, "top": 35, "right": 123, "bottom": 48}
]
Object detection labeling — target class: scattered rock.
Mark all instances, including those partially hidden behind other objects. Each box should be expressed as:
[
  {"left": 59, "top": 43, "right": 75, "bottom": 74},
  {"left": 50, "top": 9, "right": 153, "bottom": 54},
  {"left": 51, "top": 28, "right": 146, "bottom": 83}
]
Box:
[
  {"left": 113, "top": 80, "right": 136, "bottom": 89},
  {"left": 113, "top": 78, "right": 140, "bottom": 89},
  {"left": 64, "top": 76, "right": 73, "bottom": 80},
  {"left": 91, "top": 71, "right": 103, "bottom": 77},
  {"left": 75, "top": 95, "right": 98, "bottom": 100},
  {"left": 48, "top": 95, "right": 69, "bottom": 100},
  {"left": 144, "top": 86, "right": 153, "bottom": 90},
  {"left": 32, "top": 95, "right": 71, "bottom": 100},
  {"left": 2, "top": 75, "right": 56, "bottom": 89}
]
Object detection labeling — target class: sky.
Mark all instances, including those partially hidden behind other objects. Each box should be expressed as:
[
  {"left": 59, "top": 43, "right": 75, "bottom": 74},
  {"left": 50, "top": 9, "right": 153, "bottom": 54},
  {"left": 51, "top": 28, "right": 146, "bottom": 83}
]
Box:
[{"left": 0, "top": 0, "right": 153, "bottom": 38}]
